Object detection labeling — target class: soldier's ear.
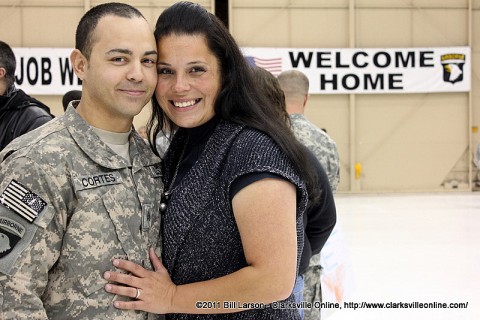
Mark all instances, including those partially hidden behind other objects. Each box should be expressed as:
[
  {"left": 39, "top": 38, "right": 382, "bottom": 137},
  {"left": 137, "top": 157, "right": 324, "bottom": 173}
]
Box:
[
  {"left": 70, "top": 49, "right": 87, "bottom": 81},
  {"left": 303, "top": 94, "right": 309, "bottom": 107},
  {"left": 0, "top": 67, "right": 6, "bottom": 80}
]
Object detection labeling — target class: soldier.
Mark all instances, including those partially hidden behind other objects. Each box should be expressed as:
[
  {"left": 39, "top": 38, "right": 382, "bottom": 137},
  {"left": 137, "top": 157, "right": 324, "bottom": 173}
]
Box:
[
  {"left": 0, "top": 3, "right": 162, "bottom": 319},
  {"left": 278, "top": 70, "right": 341, "bottom": 320},
  {"left": 277, "top": 70, "right": 340, "bottom": 192}
]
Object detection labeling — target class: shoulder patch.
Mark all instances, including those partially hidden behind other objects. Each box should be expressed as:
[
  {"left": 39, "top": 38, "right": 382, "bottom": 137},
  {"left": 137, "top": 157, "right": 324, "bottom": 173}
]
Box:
[
  {"left": 0, "top": 180, "right": 47, "bottom": 223},
  {"left": 0, "top": 217, "right": 26, "bottom": 258}
]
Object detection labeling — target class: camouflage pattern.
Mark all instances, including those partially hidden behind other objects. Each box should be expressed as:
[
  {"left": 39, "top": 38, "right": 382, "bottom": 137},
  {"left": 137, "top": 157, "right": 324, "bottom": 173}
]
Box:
[
  {"left": 0, "top": 106, "right": 163, "bottom": 319},
  {"left": 290, "top": 114, "right": 339, "bottom": 193},
  {"left": 302, "top": 253, "right": 322, "bottom": 319},
  {"left": 290, "top": 114, "right": 340, "bottom": 320}
]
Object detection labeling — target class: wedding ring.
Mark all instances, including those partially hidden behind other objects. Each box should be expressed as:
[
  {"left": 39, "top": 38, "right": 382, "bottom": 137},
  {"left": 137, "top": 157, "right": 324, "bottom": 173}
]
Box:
[{"left": 135, "top": 288, "right": 141, "bottom": 299}]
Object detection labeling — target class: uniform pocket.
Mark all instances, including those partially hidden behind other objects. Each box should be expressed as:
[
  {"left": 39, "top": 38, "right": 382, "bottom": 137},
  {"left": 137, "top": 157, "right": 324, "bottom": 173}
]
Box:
[{"left": 64, "top": 187, "right": 129, "bottom": 297}]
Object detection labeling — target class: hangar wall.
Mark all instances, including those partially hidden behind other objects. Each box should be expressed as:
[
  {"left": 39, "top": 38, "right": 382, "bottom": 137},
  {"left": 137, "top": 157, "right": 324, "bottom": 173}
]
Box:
[{"left": 0, "top": 0, "right": 478, "bottom": 192}]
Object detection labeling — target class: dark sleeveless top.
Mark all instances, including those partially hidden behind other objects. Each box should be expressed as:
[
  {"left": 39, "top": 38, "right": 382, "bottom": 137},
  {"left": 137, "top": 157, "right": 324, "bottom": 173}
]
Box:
[{"left": 161, "top": 119, "right": 307, "bottom": 320}]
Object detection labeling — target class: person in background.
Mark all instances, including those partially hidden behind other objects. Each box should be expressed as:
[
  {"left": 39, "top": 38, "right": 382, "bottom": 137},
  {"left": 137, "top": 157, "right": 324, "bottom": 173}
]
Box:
[
  {"left": 102, "top": 2, "right": 320, "bottom": 319},
  {"left": 277, "top": 70, "right": 340, "bottom": 192},
  {"left": 0, "top": 41, "right": 53, "bottom": 151},
  {"left": 62, "top": 89, "right": 82, "bottom": 111},
  {"left": 252, "top": 66, "right": 336, "bottom": 319},
  {"left": 278, "top": 70, "right": 341, "bottom": 319},
  {"left": 0, "top": 3, "right": 163, "bottom": 319}
]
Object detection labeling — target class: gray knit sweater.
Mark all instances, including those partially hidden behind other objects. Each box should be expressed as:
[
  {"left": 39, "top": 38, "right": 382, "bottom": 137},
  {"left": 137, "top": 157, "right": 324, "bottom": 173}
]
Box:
[{"left": 162, "top": 120, "right": 308, "bottom": 320}]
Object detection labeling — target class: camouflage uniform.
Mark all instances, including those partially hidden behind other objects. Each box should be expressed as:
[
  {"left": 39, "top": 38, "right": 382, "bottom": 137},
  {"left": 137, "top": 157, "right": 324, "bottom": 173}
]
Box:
[
  {"left": 0, "top": 106, "right": 163, "bottom": 319},
  {"left": 289, "top": 114, "right": 339, "bottom": 193},
  {"left": 290, "top": 113, "right": 340, "bottom": 320}
]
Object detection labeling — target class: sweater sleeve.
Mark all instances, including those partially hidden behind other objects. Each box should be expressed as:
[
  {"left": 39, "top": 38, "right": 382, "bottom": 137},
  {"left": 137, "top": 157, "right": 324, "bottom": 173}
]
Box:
[{"left": 225, "top": 127, "right": 309, "bottom": 216}]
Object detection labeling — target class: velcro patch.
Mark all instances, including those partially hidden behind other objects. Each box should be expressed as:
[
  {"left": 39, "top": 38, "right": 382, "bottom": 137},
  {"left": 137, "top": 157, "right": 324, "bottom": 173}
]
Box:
[
  {"left": 0, "top": 217, "right": 25, "bottom": 258},
  {"left": 0, "top": 180, "right": 47, "bottom": 223},
  {"left": 73, "top": 172, "right": 123, "bottom": 191}
]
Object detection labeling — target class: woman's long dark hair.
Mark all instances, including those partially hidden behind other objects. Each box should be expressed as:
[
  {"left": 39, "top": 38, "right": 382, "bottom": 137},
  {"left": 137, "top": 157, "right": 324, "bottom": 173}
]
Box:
[{"left": 147, "top": 1, "right": 320, "bottom": 203}]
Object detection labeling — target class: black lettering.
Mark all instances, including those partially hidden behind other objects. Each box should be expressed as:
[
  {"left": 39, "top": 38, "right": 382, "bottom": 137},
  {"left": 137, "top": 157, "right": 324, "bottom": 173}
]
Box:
[
  {"left": 395, "top": 51, "right": 415, "bottom": 68},
  {"left": 41, "top": 58, "right": 52, "bottom": 85},
  {"left": 317, "top": 52, "right": 332, "bottom": 68},
  {"left": 15, "top": 57, "right": 24, "bottom": 84},
  {"left": 420, "top": 51, "right": 434, "bottom": 67},
  {"left": 373, "top": 52, "right": 391, "bottom": 68},
  {"left": 388, "top": 73, "right": 403, "bottom": 89},
  {"left": 342, "top": 74, "right": 360, "bottom": 90},
  {"left": 0, "top": 218, "right": 24, "bottom": 234},
  {"left": 353, "top": 52, "right": 368, "bottom": 68},
  {"left": 335, "top": 52, "right": 349, "bottom": 68},
  {"left": 93, "top": 176, "right": 101, "bottom": 185},
  {"left": 365, "top": 74, "right": 384, "bottom": 90},
  {"left": 320, "top": 74, "right": 337, "bottom": 90},
  {"left": 109, "top": 173, "right": 116, "bottom": 182},
  {"left": 82, "top": 178, "right": 89, "bottom": 187},
  {"left": 27, "top": 57, "right": 39, "bottom": 85},
  {"left": 59, "top": 57, "right": 82, "bottom": 85},
  {"left": 289, "top": 51, "right": 313, "bottom": 68},
  {"left": 87, "top": 177, "right": 95, "bottom": 186},
  {"left": 104, "top": 174, "right": 111, "bottom": 183}
]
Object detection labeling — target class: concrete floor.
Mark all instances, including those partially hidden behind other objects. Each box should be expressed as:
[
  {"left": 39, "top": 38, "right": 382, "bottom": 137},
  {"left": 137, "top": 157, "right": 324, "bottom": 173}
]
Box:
[{"left": 324, "top": 192, "right": 480, "bottom": 320}]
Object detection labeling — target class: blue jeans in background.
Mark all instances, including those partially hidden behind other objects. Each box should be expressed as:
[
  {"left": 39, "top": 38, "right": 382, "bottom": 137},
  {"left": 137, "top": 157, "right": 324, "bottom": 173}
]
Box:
[{"left": 293, "top": 274, "right": 305, "bottom": 319}]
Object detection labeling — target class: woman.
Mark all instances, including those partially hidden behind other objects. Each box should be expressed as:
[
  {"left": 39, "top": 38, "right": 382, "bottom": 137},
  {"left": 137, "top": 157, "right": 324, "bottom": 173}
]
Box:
[{"left": 104, "top": 2, "right": 321, "bottom": 319}]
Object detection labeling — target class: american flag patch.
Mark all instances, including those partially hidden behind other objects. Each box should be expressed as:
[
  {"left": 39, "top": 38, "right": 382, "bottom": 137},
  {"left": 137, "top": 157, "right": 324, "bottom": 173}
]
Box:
[{"left": 0, "top": 180, "right": 47, "bottom": 223}]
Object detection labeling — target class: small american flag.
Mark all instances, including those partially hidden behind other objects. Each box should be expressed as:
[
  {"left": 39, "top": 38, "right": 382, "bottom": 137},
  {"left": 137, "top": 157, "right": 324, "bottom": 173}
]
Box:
[
  {"left": 245, "top": 56, "right": 283, "bottom": 76},
  {"left": 0, "top": 180, "right": 47, "bottom": 223}
]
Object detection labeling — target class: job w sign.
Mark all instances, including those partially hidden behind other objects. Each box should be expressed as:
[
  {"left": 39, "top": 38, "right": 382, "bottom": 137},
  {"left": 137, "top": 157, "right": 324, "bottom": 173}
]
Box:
[{"left": 13, "top": 48, "right": 82, "bottom": 95}]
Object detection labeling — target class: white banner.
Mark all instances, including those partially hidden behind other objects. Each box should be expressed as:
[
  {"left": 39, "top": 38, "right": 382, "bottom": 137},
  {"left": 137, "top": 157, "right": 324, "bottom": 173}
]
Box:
[
  {"left": 13, "top": 47, "right": 471, "bottom": 95},
  {"left": 13, "top": 48, "right": 81, "bottom": 95},
  {"left": 242, "top": 46, "right": 471, "bottom": 94}
]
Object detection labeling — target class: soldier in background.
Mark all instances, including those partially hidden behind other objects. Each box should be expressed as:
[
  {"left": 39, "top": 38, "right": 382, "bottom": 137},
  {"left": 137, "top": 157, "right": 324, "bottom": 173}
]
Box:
[
  {"left": 0, "top": 41, "right": 53, "bottom": 151},
  {"left": 277, "top": 70, "right": 340, "bottom": 192},
  {"left": 0, "top": 3, "right": 163, "bottom": 319},
  {"left": 278, "top": 70, "right": 341, "bottom": 319}
]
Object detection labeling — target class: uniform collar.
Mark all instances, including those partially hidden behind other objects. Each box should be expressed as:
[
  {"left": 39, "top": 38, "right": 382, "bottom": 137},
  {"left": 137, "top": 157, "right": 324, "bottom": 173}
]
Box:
[
  {"left": 63, "top": 105, "right": 160, "bottom": 169},
  {"left": 289, "top": 113, "right": 306, "bottom": 120}
]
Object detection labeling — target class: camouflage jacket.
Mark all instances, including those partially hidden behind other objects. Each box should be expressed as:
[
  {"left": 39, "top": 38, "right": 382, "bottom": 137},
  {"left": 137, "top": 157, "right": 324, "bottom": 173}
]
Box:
[
  {"left": 0, "top": 106, "right": 163, "bottom": 319},
  {"left": 289, "top": 114, "right": 340, "bottom": 192}
]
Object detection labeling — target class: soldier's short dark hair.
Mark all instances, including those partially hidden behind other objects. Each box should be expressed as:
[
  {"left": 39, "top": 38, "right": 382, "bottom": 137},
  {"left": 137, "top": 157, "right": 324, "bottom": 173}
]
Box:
[
  {"left": 75, "top": 2, "right": 145, "bottom": 60},
  {"left": 0, "top": 41, "right": 17, "bottom": 87}
]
